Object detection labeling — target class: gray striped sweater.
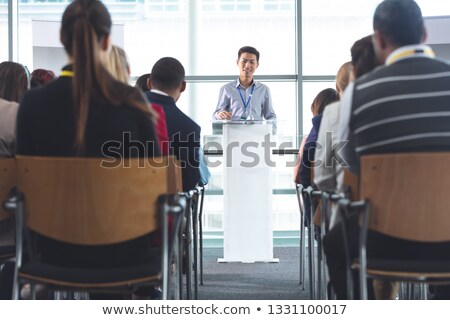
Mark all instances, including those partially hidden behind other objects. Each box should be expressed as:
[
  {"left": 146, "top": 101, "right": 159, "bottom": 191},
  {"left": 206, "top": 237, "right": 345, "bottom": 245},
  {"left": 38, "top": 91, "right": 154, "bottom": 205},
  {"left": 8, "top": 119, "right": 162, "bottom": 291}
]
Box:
[{"left": 350, "top": 57, "right": 450, "bottom": 157}]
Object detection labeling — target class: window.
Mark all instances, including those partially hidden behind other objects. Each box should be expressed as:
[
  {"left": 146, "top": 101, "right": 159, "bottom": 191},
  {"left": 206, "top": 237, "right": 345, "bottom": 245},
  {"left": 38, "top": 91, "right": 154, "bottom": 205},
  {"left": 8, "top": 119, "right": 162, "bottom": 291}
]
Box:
[{"left": 0, "top": 2, "right": 7, "bottom": 62}]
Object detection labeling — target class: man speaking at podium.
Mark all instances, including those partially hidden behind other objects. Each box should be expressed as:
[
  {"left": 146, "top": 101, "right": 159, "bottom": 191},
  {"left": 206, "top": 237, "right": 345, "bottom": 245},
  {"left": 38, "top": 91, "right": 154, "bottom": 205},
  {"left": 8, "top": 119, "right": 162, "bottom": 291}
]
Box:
[{"left": 212, "top": 46, "right": 277, "bottom": 125}]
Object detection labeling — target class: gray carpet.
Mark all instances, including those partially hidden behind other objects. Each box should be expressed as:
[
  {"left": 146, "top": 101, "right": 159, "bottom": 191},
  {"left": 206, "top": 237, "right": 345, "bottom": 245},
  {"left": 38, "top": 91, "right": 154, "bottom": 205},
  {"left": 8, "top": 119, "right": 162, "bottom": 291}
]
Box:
[{"left": 197, "top": 247, "right": 311, "bottom": 300}]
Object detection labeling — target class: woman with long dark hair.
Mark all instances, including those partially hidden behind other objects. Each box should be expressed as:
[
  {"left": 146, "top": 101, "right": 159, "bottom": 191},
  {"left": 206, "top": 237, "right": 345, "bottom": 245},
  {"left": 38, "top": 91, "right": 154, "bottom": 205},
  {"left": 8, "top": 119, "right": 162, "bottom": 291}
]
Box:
[{"left": 16, "top": 0, "right": 160, "bottom": 277}]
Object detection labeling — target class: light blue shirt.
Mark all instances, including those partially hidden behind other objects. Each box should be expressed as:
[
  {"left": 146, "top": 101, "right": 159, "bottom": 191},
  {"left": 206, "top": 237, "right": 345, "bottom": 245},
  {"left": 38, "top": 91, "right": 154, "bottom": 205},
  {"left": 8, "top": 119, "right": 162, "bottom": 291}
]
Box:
[{"left": 213, "top": 79, "right": 277, "bottom": 122}]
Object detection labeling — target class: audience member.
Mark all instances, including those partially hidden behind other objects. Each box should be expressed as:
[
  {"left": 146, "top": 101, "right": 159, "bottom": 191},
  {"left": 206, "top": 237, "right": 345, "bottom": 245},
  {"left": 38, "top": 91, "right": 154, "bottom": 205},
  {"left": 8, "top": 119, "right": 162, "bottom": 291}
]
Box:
[
  {"left": 0, "top": 61, "right": 29, "bottom": 158},
  {"left": 15, "top": 0, "right": 161, "bottom": 292},
  {"left": 314, "top": 36, "right": 379, "bottom": 228},
  {"left": 107, "top": 44, "right": 130, "bottom": 83},
  {"left": 335, "top": 62, "right": 352, "bottom": 97},
  {"left": 296, "top": 88, "right": 339, "bottom": 227},
  {"left": 135, "top": 73, "right": 151, "bottom": 92},
  {"left": 30, "top": 68, "right": 57, "bottom": 88},
  {"left": 146, "top": 57, "right": 205, "bottom": 191},
  {"left": 297, "top": 88, "right": 339, "bottom": 187},
  {"left": 0, "top": 61, "right": 29, "bottom": 299},
  {"left": 325, "top": 0, "right": 450, "bottom": 299},
  {"left": 108, "top": 48, "right": 169, "bottom": 155}
]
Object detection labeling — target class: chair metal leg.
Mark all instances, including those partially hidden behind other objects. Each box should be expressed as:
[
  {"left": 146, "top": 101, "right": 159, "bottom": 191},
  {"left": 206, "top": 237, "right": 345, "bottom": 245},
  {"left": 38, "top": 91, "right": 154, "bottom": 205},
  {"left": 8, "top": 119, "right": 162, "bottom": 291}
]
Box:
[
  {"left": 192, "top": 193, "right": 199, "bottom": 299},
  {"left": 173, "top": 231, "right": 181, "bottom": 300},
  {"left": 31, "top": 283, "right": 36, "bottom": 300},
  {"left": 198, "top": 187, "right": 205, "bottom": 286},
  {"left": 296, "top": 184, "right": 305, "bottom": 289},
  {"left": 178, "top": 222, "right": 184, "bottom": 299},
  {"left": 300, "top": 215, "right": 306, "bottom": 290},
  {"left": 420, "top": 284, "right": 427, "bottom": 300},
  {"left": 398, "top": 282, "right": 405, "bottom": 300},
  {"left": 184, "top": 200, "right": 193, "bottom": 300},
  {"left": 308, "top": 224, "right": 316, "bottom": 300}
]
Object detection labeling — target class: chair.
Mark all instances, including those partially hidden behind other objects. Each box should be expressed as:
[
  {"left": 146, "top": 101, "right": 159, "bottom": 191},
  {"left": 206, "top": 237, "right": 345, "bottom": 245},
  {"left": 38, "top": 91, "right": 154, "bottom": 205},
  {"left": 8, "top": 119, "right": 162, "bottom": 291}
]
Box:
[
  {"left": 342, "top": 152, "right": 450, "bottom": 299},
  {"left": 0, "top": 159, "right": 16, "bottom": 262},
  {"left": 197, "top": 185, "right": 205, "bottom": 286},
  {"left": 12, "top": 156, "right": 185, "bottom": 300},
  {"left": 303, "top": 186, "right": 323, "bottom": 299},
  {"left": 178, "top": 189, "right": 195, "bottom": 300},
  {"left": 177, "top": 185, "right": 205, "bottom": 300},
  {"left": 295, "top": 183, "right": 306, "bottom": 290}
]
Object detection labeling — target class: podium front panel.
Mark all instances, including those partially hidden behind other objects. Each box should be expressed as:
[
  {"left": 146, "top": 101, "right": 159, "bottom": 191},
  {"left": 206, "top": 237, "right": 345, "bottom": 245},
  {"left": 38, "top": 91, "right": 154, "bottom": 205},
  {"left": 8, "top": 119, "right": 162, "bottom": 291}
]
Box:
[{"left": 221, "top": 122, "right": 275, "bottom": 262}]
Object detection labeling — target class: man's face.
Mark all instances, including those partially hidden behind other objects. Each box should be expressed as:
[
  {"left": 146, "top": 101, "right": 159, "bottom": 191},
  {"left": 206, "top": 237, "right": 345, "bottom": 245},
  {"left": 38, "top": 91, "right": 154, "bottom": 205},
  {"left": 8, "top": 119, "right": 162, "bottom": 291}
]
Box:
[{"left": 237, "top": 52, "right": 259, "bottom": 79}]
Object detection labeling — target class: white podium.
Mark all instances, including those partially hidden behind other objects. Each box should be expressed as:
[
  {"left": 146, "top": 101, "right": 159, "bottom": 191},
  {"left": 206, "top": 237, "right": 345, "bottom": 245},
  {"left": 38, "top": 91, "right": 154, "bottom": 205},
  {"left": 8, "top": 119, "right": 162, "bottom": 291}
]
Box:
[{"left": 218, "top": 121, "right": 278, "bottom": 263}]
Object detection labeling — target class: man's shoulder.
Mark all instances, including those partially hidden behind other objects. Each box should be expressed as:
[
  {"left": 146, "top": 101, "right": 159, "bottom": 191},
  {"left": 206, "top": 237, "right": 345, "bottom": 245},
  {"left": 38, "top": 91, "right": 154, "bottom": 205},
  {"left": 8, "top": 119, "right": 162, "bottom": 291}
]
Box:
[
  {"left": 165, "top": 104, "right": 201, "bottom": 132},
  {"left": 221, "top": 80, "right": 238, "bottom": 89}
]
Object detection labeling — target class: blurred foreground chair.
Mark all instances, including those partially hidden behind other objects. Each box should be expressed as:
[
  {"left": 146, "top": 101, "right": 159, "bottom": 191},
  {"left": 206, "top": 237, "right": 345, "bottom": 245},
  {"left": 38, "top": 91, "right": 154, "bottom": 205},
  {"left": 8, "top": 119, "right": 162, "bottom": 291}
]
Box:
[
  {"left": 0, "top": 159, "right": 16, "bottom": 263},
  {"left": 11, "top": 156, "right": 185, "bottom": 300},
  {"left": 340, "top": 152, "right": 450, "bottom": 299}
]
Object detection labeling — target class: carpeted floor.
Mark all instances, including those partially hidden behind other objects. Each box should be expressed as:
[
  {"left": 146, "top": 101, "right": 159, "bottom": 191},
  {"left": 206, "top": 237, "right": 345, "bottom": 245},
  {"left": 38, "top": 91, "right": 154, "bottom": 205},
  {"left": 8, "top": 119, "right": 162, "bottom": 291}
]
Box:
[{"left": 197, "top": 247, "right": 311, "bottom": 300}]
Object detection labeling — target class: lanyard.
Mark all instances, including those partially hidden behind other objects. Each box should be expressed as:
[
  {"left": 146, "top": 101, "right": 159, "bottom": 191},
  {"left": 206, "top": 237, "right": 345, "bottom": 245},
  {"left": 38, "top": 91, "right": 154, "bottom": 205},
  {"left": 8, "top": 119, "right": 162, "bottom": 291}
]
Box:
[
  {"left": 386, "top": 48, "right": 435, "bottom": 65},
  {"left": 237, "top": 83, "right": 255, "bottom": 112},
  {"left": 60, "top": 70, "right": 74, "bottom": 77}
]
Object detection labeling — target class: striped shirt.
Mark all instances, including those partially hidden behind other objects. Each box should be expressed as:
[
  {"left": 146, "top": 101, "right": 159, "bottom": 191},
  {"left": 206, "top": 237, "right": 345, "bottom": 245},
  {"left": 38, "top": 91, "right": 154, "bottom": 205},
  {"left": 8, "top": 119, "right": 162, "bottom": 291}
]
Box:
[{"left": 339, "top": 45, "right": 450, "bottom": 171}]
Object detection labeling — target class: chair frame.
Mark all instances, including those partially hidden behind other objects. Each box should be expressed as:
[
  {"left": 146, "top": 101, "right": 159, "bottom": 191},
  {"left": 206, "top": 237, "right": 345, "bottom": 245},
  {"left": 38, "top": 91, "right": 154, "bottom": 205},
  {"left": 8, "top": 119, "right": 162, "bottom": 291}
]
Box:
[
  {"left": 11, "top": 156, "right": 185, "bottom": 300},
  {"left": 0, "top": 159, "right": 17, "bottom": 277},
  {"left": 340, "top": 152, "right": 450, "bottom": 299}
]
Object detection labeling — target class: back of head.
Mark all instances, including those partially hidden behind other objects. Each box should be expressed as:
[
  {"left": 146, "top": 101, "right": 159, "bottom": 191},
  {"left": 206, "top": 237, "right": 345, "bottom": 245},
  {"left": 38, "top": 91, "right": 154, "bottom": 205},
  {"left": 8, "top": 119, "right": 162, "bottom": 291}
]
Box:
[
  {"left": 60, "top": 0, "right": 151, "bottom": 154},
  {"left": 351, "top": 35, "right": 378, "bottom": 78},
  {"left": 373, "top": 0, "right": 424, "bottom": 47},
  {"left": 30, "top": 69, "right": 57, "bottom": 88},
  {"left": 151, "top": 57, "right": 185, "bottom": 92},
  {"left": 238, "top": 46, "right": 260, "bottom": 62},
  {"left": 335, "top": 62, "right": 352, "bottom": 95},
  {"left": 0, "top": 61, "right": 29, "bottom": 102},
  {"left": 107, "top": 45, "right": 130, "bottom": 84},
  {"left": 311, "top": 88, "right": 339, "bottom": 116},
  {"left": 135, "top": 73, "right": 151, "bottom": 92}
]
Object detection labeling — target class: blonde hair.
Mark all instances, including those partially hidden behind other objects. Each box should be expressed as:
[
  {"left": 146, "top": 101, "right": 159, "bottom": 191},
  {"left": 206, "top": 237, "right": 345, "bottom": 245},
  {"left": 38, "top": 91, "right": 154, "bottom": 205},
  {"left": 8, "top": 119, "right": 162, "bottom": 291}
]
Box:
[
  {"left": 107, "top": 45, "right": 130, "bottom": 84},
  {"left": 335, "top": 61, "right": 352, "bottom": 97}
]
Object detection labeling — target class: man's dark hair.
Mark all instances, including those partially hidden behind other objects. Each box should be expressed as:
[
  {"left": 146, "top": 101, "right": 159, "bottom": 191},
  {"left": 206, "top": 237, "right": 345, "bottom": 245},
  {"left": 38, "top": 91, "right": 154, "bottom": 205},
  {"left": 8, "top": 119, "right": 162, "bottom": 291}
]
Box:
[
  {"left": 151, "top": 57, "right": 185, "bottom": 91},
  {"left": 135, "top": 73, "right": 150, "bottom": 92},
  {"left": 238, "top": 46, "right": 260, "bottom": 62},
  {"left": 373, "top": 0, "right": 424, "bottom": 47}
]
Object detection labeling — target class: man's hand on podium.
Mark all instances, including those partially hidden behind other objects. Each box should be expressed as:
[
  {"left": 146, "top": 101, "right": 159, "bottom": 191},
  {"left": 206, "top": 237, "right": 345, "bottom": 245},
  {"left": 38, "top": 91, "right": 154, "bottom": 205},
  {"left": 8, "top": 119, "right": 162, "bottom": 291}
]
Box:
[{"left": 217, "top": 111, "right": 232, "bottom": 120}]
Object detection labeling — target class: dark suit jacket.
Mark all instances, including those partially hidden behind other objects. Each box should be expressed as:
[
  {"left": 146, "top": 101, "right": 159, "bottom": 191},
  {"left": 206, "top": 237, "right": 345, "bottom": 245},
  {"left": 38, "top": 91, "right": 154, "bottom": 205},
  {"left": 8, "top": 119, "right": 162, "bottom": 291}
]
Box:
[{"left": 146, "top": 91, "right": 201, "bottom": 191}]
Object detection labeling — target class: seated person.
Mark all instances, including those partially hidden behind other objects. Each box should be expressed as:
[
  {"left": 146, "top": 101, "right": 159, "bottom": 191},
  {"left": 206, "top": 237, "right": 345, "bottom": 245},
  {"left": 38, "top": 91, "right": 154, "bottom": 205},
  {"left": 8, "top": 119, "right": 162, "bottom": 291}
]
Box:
[
  {"left": 16, "top": 0, "right": 161, "bottom": 274},
  {"left": 30, "top": 69, "right": 57, "bottom": 89},
  {"left": 0, "top": 61, "right": 29, "bottom": 299},
  {"left": 146, "top": 57, "right": 205, "bottom": 191}
]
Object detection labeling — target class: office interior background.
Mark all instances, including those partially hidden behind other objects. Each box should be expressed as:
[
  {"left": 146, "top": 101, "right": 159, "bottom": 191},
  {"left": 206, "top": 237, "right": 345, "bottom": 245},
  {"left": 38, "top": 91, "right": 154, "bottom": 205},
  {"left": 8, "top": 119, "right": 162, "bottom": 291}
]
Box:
[{"left": 1, "top": 0, "right": 449, "bottom": 244}]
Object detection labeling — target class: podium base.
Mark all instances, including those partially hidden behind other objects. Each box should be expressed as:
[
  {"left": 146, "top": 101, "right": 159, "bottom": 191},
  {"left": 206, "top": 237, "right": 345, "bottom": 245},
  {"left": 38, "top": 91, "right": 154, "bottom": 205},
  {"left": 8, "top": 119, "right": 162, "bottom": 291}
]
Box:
[{"left": 217, "top": 258, "right": 280, "bottom": 264}]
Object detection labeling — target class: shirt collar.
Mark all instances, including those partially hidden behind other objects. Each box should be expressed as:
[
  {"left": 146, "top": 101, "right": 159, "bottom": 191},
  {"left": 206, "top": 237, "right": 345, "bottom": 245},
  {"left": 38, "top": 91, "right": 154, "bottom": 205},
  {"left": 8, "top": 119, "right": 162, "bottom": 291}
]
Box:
[
  {"left": 385, "top": 44, "right": 435, "bottom": 66},
  {"left": 236, "top": 78, "right": 256, "bottom": 89},
  {"left": 150, "top": 89, "right": 169, "bottom": 96}
]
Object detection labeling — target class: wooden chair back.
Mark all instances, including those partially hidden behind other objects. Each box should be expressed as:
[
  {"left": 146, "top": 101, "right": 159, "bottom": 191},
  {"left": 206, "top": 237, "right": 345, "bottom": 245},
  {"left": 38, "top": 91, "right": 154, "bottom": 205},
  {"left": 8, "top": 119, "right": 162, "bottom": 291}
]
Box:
[
  {"left": 0, "top": 159, "right": 16, "bottom": 222},
  {"left": 16, "top": 156, "right": 181, "bottom": 245},
  {"left": 360, "top": 152, "right": 450, "bottom": 242},
  {"left": 343, "top": 169, "right": 359, "bottom": 200}
]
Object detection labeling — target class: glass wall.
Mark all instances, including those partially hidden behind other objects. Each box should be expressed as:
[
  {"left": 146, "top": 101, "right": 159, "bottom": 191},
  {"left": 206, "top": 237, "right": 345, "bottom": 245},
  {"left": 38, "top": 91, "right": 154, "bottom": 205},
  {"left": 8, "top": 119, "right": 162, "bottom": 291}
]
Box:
[
  {"left": 0, "top": 1, "right": 8, "bottom": 62},
  {"left": 4, "top": 0, "right": 450, "bottom": 235}
]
